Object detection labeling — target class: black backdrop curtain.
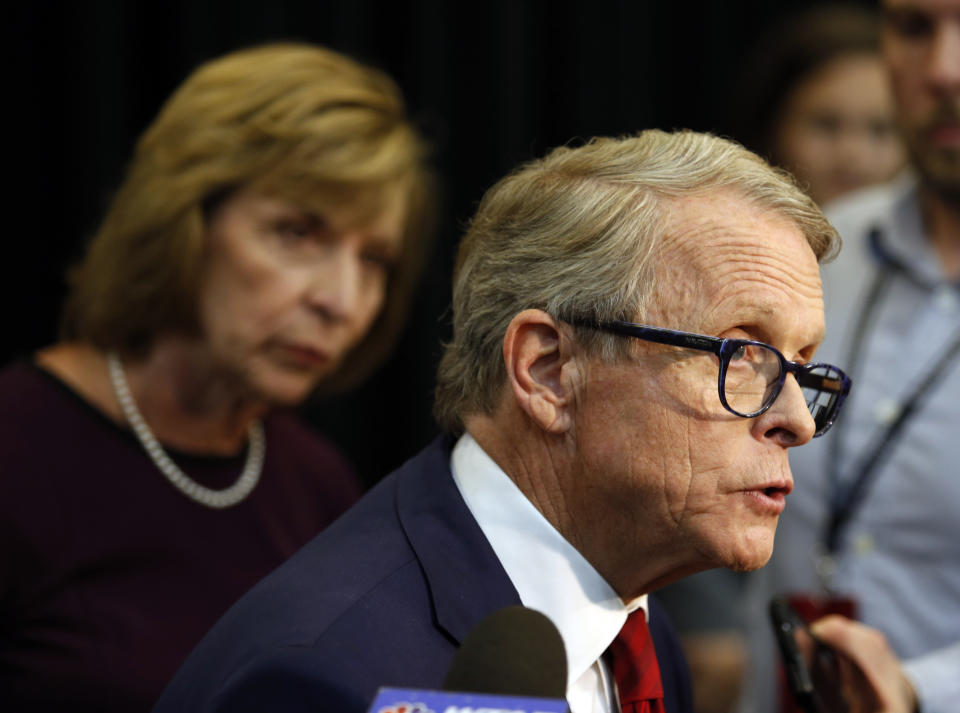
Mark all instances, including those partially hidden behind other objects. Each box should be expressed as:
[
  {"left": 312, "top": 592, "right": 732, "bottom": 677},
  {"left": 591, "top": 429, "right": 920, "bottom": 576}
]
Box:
[{"left": 6, "top": 0, "right": 864, "bottom": 487}]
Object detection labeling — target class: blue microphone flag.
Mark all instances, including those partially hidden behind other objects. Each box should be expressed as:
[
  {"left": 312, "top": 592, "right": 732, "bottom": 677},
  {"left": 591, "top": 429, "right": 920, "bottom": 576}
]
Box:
[{"left": 368, "top": 686, "right": 569, "bottom": 713}]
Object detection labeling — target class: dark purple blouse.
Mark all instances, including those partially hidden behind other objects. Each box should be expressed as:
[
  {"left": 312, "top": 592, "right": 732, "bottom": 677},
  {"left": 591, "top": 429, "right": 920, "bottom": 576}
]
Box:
[{"left": 0, "top": 361, "right": 364, "bottom": 711}]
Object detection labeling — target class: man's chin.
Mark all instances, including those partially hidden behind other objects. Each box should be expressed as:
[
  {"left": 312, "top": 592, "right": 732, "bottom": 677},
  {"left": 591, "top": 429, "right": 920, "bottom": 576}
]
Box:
[
  {"left": 908, "top": 143, "right": 960, "bottom": 199},
  {"left": 721, "top": 533, "right": 775, "bottom": 573}
]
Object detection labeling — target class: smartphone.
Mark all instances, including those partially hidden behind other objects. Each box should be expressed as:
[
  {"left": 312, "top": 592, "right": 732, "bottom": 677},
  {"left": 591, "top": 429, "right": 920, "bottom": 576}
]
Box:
[{"left": 768, "top": 597, "right": 849, "bottom": 713}]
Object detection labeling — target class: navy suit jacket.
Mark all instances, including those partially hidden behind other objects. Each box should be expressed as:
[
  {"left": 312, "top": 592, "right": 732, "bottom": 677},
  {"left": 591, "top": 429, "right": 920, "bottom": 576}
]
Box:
[{"left": 154, "top": 437, "right": 693, "bottom": 713}]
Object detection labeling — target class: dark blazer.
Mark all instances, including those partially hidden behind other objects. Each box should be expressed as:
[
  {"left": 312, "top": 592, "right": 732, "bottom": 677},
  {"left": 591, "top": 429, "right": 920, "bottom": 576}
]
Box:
[{"left": 154, "top": 437, "right": 693, "bottom": 713}]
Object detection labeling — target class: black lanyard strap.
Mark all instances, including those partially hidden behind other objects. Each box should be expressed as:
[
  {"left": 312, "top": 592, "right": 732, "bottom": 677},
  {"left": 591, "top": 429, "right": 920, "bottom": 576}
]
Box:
[
  {"left": 825, "top": 329, "right": 960, "bottom": 554},
  {"left": 822, "top": 229, "right": 960, "bottom": 555}
]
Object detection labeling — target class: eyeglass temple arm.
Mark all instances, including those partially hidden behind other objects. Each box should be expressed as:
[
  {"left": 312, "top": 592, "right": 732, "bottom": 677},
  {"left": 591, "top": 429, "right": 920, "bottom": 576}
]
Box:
[{"left": 585, "top": 320, "right": 725, "bottom": 355}]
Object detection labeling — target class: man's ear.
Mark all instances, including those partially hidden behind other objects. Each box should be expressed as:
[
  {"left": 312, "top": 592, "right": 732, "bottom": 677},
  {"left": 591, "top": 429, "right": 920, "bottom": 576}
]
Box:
[{"left": 502, "top": 309, "right": 577, "bottom": 433}]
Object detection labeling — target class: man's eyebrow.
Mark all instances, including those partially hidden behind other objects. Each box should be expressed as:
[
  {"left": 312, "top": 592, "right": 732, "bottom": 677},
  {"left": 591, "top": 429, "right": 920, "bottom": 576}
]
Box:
[{"left": 727, "top": 303, "right": 825, "bottom": 347}]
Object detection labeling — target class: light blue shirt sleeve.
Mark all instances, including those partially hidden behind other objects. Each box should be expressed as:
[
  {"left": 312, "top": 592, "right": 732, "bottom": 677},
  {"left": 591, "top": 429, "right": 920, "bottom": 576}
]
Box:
[{"left": 904, "top": 642, "right": 960, "bottom": 713}]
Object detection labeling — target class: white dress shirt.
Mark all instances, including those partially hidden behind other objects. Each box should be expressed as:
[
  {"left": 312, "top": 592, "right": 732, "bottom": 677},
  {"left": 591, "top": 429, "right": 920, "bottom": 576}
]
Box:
[{"left": 451, "top": 432, "right": 648, "bottom": 713}]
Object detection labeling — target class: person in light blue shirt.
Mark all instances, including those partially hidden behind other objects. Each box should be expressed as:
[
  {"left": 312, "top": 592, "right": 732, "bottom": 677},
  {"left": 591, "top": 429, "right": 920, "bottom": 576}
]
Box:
[{"left": 740, "top": 2, "right": 960, "bottom": 711}]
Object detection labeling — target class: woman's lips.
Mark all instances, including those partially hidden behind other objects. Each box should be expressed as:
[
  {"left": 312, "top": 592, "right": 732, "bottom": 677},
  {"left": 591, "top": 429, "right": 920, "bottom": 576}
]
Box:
[{"left": 277, "top": 343, "right": 331, "bottom": 368}]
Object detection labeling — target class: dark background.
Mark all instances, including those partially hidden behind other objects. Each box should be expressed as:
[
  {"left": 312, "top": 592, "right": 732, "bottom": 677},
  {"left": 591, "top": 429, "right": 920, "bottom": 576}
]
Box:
[{"left": 6, "top": 0, "right": 875, "bottom": 488}]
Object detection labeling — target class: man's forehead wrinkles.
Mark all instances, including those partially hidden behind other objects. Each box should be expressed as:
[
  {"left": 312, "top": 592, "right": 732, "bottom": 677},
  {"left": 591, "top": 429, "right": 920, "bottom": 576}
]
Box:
[
  {"left": 702, "top": 277, "right": 825, "bottom": 327},
  {"left": 671, "top": 224, "right": 809, "bottom": 257},
  {"left": 662, "top": 205, "right": 812, "bottom": 258},
  {"left": 701, "top": 249, "right": 823, "bottom": 297},
  {"left": 710, "top": 272, "right": 823, "bottom": 308},
  {"left": 661, "top": 229, "right": 823, "bottom": 295}
]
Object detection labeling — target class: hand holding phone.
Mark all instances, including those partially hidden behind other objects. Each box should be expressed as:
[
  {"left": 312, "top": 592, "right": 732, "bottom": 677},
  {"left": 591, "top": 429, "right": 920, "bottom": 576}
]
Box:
[
  {"left": 769, "top": 597, "right": 867, "bottom": 713},
  {"left": 770, "top": 597, "right": 920, "bottom": 713}
]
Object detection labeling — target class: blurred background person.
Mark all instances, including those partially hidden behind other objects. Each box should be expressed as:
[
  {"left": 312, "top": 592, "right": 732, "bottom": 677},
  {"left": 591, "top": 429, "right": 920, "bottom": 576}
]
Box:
[
  {"left": 0, "top": 43, "right": 433, "bottom": 711},
  {"left": 740, "top": 0, "right": 960, "bottom": 711},
  {"left": 658, "top": 5, "right": 908, "bottom": 713},
  {"left": 735, "top": 3, "right": 906, "bottom": 205}
]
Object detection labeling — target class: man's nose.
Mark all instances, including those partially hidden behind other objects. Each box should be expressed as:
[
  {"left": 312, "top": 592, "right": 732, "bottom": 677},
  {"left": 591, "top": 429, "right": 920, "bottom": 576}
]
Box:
[
  {"left": 927, "top": 21, "right": 960, "bottom": 93},
  {"left": 754, "top": 374, "right": 817, "bottom": 448}
]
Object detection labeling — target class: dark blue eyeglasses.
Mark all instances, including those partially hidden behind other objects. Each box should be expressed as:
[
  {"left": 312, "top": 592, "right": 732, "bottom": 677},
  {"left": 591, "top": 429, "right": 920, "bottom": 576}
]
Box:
[{"left": 572, "top": 320, "right": 851, "bottom": 437}]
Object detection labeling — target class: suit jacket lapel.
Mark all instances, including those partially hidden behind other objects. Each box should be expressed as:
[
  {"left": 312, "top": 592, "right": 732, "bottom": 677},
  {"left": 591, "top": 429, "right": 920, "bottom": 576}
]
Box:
[{"left": 396, "top": 436, "right": 521, "bottom": 644}]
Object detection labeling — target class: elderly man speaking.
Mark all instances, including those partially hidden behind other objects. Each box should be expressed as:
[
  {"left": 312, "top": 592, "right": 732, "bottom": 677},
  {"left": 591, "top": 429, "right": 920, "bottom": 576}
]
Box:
[{"left": 154, "top": 130, "right": 888, "bottom": 713}]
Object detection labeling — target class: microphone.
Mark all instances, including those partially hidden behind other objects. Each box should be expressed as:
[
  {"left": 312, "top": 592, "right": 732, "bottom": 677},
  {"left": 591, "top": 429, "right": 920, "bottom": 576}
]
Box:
[
  {"left": 368, "top": 605, "right": 569, "bottom": 713},
  {"left": 443, "top": 605, "right": 568, "bottom": 698}
]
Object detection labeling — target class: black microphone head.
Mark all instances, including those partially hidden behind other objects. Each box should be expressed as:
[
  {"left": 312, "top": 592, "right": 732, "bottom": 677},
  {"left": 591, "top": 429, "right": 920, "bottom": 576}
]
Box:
[{"left": 442, "top": 605, "right": 568, "bottom": 699}]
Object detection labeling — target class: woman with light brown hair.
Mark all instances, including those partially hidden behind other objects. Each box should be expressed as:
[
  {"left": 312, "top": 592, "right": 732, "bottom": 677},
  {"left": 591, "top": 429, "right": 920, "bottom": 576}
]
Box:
[
  {"left": 734, "top": 3, "right": 906, "bottom": 206},
  {"left": 0, "top": 43, "right": 433, "bottom": 710}
]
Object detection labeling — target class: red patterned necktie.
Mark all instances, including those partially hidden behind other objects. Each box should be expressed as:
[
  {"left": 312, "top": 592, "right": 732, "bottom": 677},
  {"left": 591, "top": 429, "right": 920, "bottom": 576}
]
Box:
[{"left": 607, "top": 610, "right": 666, "bottom": 713}]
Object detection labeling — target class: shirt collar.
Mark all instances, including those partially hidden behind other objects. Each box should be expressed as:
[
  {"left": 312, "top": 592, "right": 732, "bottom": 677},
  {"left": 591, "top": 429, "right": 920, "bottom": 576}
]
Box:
[
  {"left": 870, "top": 174, "right": 952, "bottom": 285},
  {"left": 450, "top": 432, "right": 648, "bottom": 689}
]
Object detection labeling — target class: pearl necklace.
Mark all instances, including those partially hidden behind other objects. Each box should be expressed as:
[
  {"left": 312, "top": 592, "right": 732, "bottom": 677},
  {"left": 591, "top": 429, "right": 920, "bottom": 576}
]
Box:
[{"left": 106, "top": 352, "right": 265, "bottom": 509}]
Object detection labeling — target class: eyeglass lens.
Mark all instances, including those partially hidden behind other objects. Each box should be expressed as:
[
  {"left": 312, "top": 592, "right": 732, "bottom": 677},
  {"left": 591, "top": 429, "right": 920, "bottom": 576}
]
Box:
[
  {"left": 723, "top": 343, "right": 782, "bottom": 415},
  {"left": 798, "top": 366, "right": 845, "bottom": 434},
  {"left": 722, "top": 343, "right": 843, "bottom": 433}
]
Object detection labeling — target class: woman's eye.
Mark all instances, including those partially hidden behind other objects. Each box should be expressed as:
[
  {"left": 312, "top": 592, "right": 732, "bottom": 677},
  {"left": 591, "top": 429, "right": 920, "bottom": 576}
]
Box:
[
  {"left": 281, "top": 221, "right": 312, "bottom": 239},
  {"left": 868, "top": 118, "right": 896, "bottom": 140},
  {"left": 274, "top": 214, "right": 330, "bottom": 246},
  {"left": 730, "top": 345, "right": 747, "bottom": 362},
  {"left": 886, "top": 10, "right": 935, "bottom": 40},
  {"left": 807, "top": 113, "right": 843, "bottom": 137},
  {"left": 275, "top": 220, "right": 311, "bottom": 241},
  {"left": 361, "top": 252, "right": 396, "bottom": 273}
]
